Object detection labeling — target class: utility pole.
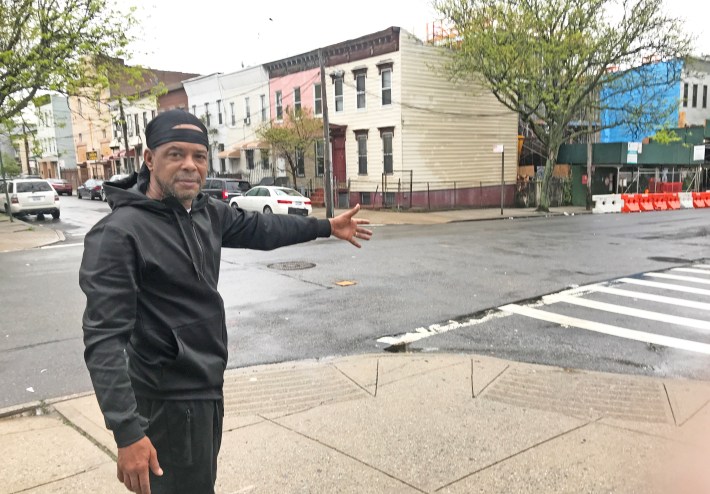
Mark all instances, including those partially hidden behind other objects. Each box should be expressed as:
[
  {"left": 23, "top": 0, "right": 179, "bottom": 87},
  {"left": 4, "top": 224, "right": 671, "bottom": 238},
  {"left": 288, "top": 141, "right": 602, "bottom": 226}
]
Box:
[
  {"left": 586, "top": 120, "right": 593, "bottom": 210},
  {"left": 119, "top": 100, "right": 130, "bottom": 173},
  {"left": 319, "top": 48, "right": 334, "bottom": 218}
]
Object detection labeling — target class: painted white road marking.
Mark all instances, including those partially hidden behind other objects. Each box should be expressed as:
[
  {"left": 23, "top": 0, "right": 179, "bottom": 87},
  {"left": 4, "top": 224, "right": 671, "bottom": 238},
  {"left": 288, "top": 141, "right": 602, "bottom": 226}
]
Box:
[
  {"left": 499, "top": 304, "right": 710, "bottom": 355},
  {"left": 644, "top": 273, "right": 710, "bottom": 285},
  {"left": 672, "top": 268, "right": 710, "bottom": 276},
  {"left": 583, "top": 285, "right": 710, "bottom": 312},
  {"left": 617, "top": 278, "right": 710, "bottom": 297},
  {"left": 542, "top": 294, "right": 710, "bottom": 331}
]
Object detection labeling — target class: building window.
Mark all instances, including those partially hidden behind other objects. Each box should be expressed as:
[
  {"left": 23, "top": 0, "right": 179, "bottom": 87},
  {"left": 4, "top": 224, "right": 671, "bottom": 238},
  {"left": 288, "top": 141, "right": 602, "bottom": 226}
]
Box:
[
  {"left": 314, "top": 84, "right": 322, "bottom": 115},
  {"left": 704, "top": 85, "right": 708, "bottom": 109},
  {"left": 192, "top": 104, "right": 196, "bottom": 115},
  {"left": 261, "top": 149, "right": 270, "bottom": 169},
  {"left": 230, "top": 101, "right": 235, "bottom": 126},
  {"left": 381, "top": 69, "right": 392, "bottom": 106},
  {"left": 218, "top": 143, "right": 225, "bottom": 172},
  {"left": 355, "top": 130, "right": 368, "bottom": 175},
  {"left": 353, "top": 67, "right": 368, "bottom": 109},
  {"left": 134, "top": 114, "right": 140, "bottom": 135},
  {"left": 102, "top": 129, "right": 107, "bottom": 139},
  {"left": 204, "top": 103, "right": 211, "bottom": 126},
  {"left": 246, "top": 149, "right": 255, "bottom": 169},
  {"left": 293, "top": 87, "right": 301, "bottom": 112},
  {"left": 692, "top": 84, "right": 698, "bottom": 108},
  {"left": 296, "top": 149, "right": 305, "bottom": 177},
  {"left": 261, "top": 94, "right": 267, "bottom": 122},
  {"left": 217, "top": 100, "right": 223, "bottom": 125},
  {"left": 315, "top": 140, "right": 324, "bottom": 176},
  {"left": 245, "top": 97, "right": 251, "bottom": 125},
  {"left": 151, "top": 110, "right": 156, "bottom": 120},
  {"left": 683, "top": 83, "right": 689, "bottom": 107},
  {"left": 334, "top": 77, "right": 343, "bottom": 112},
  {"left": 275, "top": 90, "right": 283, "bottom": 120},
  {"left": 380, "top": 127, "right": 394, "bottom": 174},
  {"left": 79, "top": 133, "right": 83, "bottom": 143},
  {"left": 78, "top": 99, "right": 82, "bottom": 116},
  {"left": 356, "top": 73, "right": 366, "bottom": 109}
]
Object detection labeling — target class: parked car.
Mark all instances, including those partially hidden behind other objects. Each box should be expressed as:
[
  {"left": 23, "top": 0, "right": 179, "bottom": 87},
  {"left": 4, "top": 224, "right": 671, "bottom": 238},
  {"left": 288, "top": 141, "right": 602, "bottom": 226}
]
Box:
[
  {"left": 47, "top": 178, "right": 72, "bottom": 196},
  {"left": 202, "top": 178, "right": 251, "bottom": 203},
  {"left": 228, "top": 185, "right": 312, "bottom": 216},
  {"left": 0, "top": 178, "right": 60, "bottom": 219},
  {"left": 102, "top": 174, "right": 131, "bottom": 201},
  {"left": 77, "top": 179, "right": 104, "bottom": 200}
]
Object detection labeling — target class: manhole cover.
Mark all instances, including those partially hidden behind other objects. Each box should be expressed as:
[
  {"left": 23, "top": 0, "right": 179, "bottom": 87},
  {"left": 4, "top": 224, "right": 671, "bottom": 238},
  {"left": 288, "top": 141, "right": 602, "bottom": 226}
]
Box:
[{"left": 268, "top": 261, "right": 316, "bottom": 271}]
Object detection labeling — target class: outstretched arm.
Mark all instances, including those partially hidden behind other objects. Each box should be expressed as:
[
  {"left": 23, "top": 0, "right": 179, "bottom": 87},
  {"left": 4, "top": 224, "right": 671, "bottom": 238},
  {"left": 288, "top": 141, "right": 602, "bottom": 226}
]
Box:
[{"left": 328, "top": 204, "right": 372, "bottom": 248}]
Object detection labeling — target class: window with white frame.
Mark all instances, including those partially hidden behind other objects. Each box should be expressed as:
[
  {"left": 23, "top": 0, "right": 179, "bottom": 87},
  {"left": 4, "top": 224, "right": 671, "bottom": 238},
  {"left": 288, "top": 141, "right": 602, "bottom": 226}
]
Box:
[
  {"left": 315, "top": 140, "right": 324, "bottom": 176},
  {"left": 334, "top": 77, "right": 343, "bottom": 112},
  {"left": 692, "top": 84, "right": 698, "bottom": 108},
  {"left": 245, "top": 97, "right": 251, "bottom": 125},
  {"left": 704, "top": 85, "right": 708, "bottom": 109},
  {"left": 218, "top": 144, "right": 225, "bottom": 172},
  {"left": 275, "top": 90, "right": 283, "bottom": 120},
  {"left": 192, "top": 104, "right": 196, "bottom": 115},
  {"left": 134, "top": 114, "right": 140, "bottom": 135},
  {"left": 355, "top": 71, "right": 366, "bottom": 109},
  {"left": 683, "top": 83, "right": 689, "bottom": 107},
  {"left": 355, "top": 130, "right": 368, "bottom": 174},
  {"left": 261, "top": 148, "right": 270, "bottom": 169},
  {"left": 261, "top": 94, "right": 267, "bottom": 121},
  {"left": 246, "top": 149, "right": 255, "bottom": 169},
  {"left": 314, "top": 84, "right": 322, "bottom": 115},
  {"left": 151, "top": 110, "right": 156, "bottom": 119},
  {"left": 377, "top": 62, "right": 392, "bottom": 106},
  {"left": 217, "top": 100, "right": 223, "bottom": 125},
  {"left": 204, "top": 102, "right": 210, "bottom": 126},
  {"left": 230, "top": 101, "right": 235, "bottom": 126},
  {"left": 296, "top": 149, "right": 305, "bottom": 177},
  {"left": 380, "top": 127, "right": 394, "bottom": 174},
  {"left": 293, "top": 87, "right": 301, "bottom": 112},
  {"left": 143, "top": 112, "right": 148, "bottom": 129}
]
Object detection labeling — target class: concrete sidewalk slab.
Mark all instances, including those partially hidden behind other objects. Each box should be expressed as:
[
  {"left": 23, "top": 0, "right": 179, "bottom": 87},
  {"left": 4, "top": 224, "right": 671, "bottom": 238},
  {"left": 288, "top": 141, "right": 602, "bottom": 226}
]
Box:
[
  {"left": 0, "top": 414, "right": 118, "bottom": 494},
  {"left": 53, "top": 395, "right": 117, "bottom": 457}
]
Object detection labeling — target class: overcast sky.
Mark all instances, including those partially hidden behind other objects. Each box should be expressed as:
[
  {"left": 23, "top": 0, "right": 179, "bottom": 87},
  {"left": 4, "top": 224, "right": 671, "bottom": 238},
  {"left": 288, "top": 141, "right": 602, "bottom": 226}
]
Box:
[{"left": 123, "top": 0, "right": 710, "bottom": 76}]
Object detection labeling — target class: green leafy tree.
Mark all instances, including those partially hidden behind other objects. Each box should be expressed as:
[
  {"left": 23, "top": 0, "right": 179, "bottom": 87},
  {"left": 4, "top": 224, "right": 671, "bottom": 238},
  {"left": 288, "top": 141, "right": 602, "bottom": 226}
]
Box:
[
  {"left": 435, "top": 0, "right": 690, "bottom": 211},
  {"left": 256, "top": 107, "right": 323, "bottom": 189},
  {"left": 0, "top": 0, "right": 137, "bottom": 122}
]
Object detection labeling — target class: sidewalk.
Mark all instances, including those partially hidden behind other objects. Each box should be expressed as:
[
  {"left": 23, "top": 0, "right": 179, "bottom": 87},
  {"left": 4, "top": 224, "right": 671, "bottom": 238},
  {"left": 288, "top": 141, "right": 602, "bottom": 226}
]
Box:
[{"left": 7, "top": 205, "right": 710, "bottom": 492}]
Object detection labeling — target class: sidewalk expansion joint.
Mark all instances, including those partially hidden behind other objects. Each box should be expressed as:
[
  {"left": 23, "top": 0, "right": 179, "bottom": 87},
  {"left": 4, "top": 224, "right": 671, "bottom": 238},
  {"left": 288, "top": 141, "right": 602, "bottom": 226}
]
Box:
[
  {"left": 55, "top": 409, "right": 117, "bottom": 461},
  {"left": 261, "top": 415, "right": 428, "bottom": 494},
  {"left": 433, "top": 417, "right": 601, "bottom": 492},
  {"left": 663, "top": 383, "right": 678, "bottom": 426},
  {"left": 473, "top": 362, "right": 509, "bottom": 399},
  {"left": 11, "top": 464, "right": 109, "bottom": 494}
]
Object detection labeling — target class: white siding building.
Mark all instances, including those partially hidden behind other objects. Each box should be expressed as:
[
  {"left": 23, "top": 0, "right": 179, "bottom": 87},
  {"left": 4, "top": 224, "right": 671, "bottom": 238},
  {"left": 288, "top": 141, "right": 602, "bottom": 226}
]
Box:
[{"left": 36, "top": 95, "right": 76, "bottom": 179}]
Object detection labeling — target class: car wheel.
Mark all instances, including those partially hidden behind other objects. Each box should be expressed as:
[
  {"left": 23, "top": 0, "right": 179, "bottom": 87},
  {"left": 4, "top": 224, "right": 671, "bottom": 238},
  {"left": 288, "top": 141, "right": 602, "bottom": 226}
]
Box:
[
  {"left": 263, "top": 206, "right": 273, "bottom": 214},
  {"left": 51, "top": 210, "right": 60, "bottom": 219},
  {"left": 230, "top": 202, "right": 239, "bottom": 210}
]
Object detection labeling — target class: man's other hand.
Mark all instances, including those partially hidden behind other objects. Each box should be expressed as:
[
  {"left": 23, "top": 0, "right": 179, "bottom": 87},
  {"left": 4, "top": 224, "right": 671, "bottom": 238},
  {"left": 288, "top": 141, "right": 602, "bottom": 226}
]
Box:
[{"left": 117, "top": 436, "right": 163, "bottom": 494}]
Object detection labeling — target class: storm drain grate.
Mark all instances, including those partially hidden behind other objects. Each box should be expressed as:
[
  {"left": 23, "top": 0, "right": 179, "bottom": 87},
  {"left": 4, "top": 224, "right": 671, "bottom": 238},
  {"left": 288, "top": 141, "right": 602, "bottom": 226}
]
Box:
[{"left": 268, "top": 261, "right": 316, "bottom": 271}]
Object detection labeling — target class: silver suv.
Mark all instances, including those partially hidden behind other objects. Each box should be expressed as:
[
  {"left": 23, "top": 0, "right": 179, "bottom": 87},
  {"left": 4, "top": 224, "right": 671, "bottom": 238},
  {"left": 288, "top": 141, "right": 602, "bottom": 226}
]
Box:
[{"left": 0, "top": 178, "right": 61, "bottom": 219}]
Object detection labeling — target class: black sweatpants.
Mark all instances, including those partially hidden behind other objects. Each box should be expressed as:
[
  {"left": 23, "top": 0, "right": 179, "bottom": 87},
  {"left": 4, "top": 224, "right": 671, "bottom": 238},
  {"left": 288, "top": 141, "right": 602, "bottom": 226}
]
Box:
[{"left": 136, "top": 397, "right": 224, "bottom": 494}]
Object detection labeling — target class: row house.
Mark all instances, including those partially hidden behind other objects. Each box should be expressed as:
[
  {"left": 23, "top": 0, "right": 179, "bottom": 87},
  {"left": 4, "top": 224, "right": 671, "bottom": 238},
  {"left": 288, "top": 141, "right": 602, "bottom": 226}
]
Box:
[
  {"left": 183, "top": 66, "right": 271, "bottom": 179},
  {"left": 263, "top": 27, "right": 518, "bottom": 208},
  {"left": 35, "top": 95, "right": 77, "bottom": 179}
]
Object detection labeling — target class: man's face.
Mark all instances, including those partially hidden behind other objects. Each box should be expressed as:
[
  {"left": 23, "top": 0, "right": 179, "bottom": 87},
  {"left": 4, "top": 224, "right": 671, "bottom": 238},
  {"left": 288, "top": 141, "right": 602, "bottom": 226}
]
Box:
[{"left": 144, "top": 140, "right": 208, "bottom": 207}]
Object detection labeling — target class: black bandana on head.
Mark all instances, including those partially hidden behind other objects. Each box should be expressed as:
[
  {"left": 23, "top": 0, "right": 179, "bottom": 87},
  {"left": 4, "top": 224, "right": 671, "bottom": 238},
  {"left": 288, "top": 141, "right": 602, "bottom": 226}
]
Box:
[{"left": 145, "top": 109, "right": 209, "bottom": 151}]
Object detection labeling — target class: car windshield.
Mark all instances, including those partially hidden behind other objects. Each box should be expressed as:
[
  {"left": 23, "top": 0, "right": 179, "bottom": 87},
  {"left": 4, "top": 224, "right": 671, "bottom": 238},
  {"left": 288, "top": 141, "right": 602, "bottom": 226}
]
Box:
[
  {"left": 16, "top": 181, "right": 53, "bottom": 193},
  {"left": 274, "top": 188, "right": 303, "bottom": 197}
]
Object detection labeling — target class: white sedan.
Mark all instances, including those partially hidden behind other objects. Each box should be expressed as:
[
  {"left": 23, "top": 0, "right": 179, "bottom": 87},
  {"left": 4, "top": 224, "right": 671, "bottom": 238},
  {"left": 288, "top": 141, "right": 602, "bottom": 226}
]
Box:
[{"left": 228, "top": 185, "right": 312, "bottom": 216}]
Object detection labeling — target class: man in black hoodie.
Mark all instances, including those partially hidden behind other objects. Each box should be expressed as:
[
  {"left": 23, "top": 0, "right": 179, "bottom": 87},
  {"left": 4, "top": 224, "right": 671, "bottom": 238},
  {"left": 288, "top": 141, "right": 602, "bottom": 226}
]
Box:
[{"left": 80, "top": 110, "right": 371, "bottom": 494}]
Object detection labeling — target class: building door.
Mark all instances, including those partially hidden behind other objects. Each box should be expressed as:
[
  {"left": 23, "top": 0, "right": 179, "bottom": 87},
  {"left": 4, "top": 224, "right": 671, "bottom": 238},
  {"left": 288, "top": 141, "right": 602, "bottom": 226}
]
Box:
[{"left": 331, "top": 125, "right": 347, "bottom": 188}]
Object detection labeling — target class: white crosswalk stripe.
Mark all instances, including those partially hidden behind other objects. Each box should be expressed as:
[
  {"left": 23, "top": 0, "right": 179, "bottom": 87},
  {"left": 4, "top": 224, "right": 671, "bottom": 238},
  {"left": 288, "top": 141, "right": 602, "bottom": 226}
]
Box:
[{"left": 499, "top": 264, "right": 710, "bottom": 355}]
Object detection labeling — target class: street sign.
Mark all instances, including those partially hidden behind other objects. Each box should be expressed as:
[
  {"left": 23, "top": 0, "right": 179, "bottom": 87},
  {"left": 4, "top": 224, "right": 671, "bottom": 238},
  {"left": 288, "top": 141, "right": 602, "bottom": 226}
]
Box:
[
  {"left": 694, "top": 145, "right": 705, "bottom": 161},
  {"left": 86, "top": 151, "right": 98, "bottom": 161}
]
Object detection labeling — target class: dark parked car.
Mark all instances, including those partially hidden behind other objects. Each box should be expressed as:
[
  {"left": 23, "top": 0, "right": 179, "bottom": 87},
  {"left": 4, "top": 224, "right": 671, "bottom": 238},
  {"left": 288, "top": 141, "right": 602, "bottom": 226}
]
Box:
[
  {"left": 47, "top": 178, "right": 72, "bottom": 196},
  {"left": 77, "top": 179, "right": 104, "bottom": 200},
  {"left": 202, "top": 178, "right": 251, "bottom": 203}
]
